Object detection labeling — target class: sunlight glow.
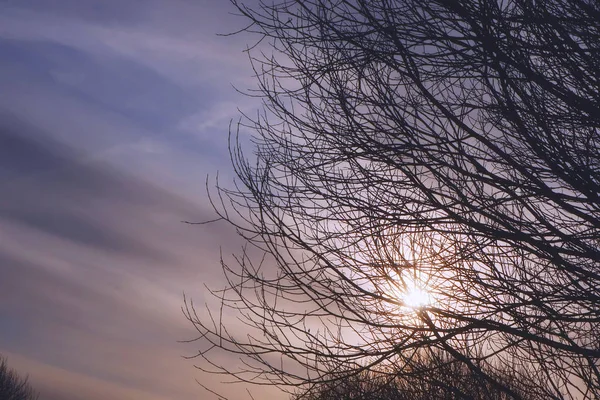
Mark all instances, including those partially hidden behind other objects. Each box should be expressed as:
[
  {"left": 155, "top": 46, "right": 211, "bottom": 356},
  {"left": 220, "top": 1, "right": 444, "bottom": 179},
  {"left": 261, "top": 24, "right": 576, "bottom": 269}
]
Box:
[{"left": 402, "top": 285, "right": 431, "bottom": 309}]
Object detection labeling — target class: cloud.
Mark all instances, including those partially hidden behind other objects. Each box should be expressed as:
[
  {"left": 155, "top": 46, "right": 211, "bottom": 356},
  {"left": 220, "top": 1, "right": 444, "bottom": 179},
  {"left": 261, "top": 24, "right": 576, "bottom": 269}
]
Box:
[
  {"left": 0, "top": 5, "right": 257, "bottom": 187},
  {"left": 0, "top": 1, "right": 254, "bottom": 88},
  {"left": 0, "top": 111, "right": 246, "bottom": 399},
  {"left": 0, "top": 36, "right": 201, "bottom": 131},
  {"left": 0, "top": 114, "right": 172, "bottom": 260},
  {"left": 0, "top": 1, "right": 270, "bottom": 399},
  {"left": 0, "top": 350, "right": 185, "bottom": 400}
]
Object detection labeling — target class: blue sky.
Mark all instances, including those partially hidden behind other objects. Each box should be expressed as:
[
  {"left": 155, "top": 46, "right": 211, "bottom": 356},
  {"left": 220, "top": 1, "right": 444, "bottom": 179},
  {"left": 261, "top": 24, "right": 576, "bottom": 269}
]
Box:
[{"left": 0, "top": 1, "right": 280, "bottom": 399}]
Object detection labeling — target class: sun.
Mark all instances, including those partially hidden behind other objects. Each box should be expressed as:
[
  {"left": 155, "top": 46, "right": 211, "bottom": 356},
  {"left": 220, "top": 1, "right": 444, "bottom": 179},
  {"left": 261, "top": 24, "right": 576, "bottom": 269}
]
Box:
[
  {"left": 402, "top": 285, "right": 431, "bottom": 309},
  {"left": 384, "top": 269, "right": 433, "bottom": 311}
]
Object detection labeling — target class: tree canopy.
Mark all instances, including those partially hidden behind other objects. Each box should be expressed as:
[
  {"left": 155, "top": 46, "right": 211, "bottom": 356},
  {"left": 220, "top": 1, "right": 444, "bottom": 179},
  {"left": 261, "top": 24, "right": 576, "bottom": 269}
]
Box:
[{"left": 185, "top": 1, "right": 600, "bottom": 398}]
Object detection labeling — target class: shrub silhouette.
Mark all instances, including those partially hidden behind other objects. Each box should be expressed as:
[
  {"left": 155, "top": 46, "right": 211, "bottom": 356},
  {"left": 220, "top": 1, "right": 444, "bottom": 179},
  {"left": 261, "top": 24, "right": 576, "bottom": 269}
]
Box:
[{"left": 0, "top": 356, "right": 38, "bottom": 400}]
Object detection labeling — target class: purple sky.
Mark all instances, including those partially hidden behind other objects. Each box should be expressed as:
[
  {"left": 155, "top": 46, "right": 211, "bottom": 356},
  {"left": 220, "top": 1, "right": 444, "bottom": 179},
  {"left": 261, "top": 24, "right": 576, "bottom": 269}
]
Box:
[{"left": 0, "top": 1, "right": 282, "bottom": 399}]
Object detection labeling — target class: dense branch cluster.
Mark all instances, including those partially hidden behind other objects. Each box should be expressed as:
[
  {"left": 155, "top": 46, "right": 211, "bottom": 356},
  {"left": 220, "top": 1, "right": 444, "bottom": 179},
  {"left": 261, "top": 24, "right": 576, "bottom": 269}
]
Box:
[
  {"left": 295, "top": 350, "right": 543, "bottom": 400},
  {"left": 186, "top": 1, "right": 600, "bottom": 398},
  {"left": 0, "top": 356, "right": 38, "bottom": 400}
]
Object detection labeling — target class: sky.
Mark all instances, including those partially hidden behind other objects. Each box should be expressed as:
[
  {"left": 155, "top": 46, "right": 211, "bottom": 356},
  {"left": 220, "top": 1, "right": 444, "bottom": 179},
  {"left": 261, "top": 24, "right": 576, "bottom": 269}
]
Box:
[{"left": 0, "top": 1, "right": 281, "bottom": 399}]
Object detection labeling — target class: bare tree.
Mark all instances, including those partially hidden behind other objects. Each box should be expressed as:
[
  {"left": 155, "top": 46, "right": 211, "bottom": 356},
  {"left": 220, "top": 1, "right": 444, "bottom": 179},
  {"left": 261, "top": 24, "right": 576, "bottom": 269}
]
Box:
[
  {"left": 295, "top": 349, "right": 544, "bottom": 400},
  {"left": 0, "top": 356, "right": 38, "bottom": 400},
  {"left": 185, "top": 1, "right": 600, "bottom": 398}
]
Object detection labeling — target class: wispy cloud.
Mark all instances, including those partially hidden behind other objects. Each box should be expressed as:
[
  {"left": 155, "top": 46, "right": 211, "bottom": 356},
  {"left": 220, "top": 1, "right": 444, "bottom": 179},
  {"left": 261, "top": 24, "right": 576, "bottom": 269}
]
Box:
[
  {"left": 0, "top": 1, "right": 269, "bottom": 398},
  {"left": 0, "top": 112, "right": 252, "bottom": 398},
  {"left": 0, "top": 350, "right": 193, "bottom": 400}
]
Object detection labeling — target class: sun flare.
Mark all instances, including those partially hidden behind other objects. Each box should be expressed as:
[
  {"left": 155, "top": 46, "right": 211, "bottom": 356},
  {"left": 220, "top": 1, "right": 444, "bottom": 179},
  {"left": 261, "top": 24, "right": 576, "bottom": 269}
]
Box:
[{"left": 383, "top": 267, "right": 434, "bottom": 313}]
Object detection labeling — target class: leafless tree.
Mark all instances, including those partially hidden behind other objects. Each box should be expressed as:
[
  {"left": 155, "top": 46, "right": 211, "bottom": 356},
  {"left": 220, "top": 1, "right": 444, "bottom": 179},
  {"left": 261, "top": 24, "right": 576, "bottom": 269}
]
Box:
[
  {"left": 295, "top": 349, "right": 544, "bottom": 400},
  {"left": 0, "top": 356, "right": 38, "bottom": 400},
  {"left": 185, "top": 1, "right": 600, "bottom": 398}
]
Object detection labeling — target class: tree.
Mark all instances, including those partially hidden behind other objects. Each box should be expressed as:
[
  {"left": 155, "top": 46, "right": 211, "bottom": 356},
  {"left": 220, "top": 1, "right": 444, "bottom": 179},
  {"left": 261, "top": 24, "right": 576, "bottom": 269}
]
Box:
[
  {"left": 0, "top": 356, "right": 38, "bottom": 400},
  {"left": 295, "top": 349, "right": 544, "bottom": 400},
  {"left": 185, "top": 1, "right": 600, "bottom": 398}
]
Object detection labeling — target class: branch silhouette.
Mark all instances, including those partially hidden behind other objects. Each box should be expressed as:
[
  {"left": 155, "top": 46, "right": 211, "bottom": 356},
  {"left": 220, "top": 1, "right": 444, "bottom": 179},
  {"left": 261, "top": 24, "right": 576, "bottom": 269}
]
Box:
[{"left": 186, "top": 1, "right": 600, "bottom": 398}]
